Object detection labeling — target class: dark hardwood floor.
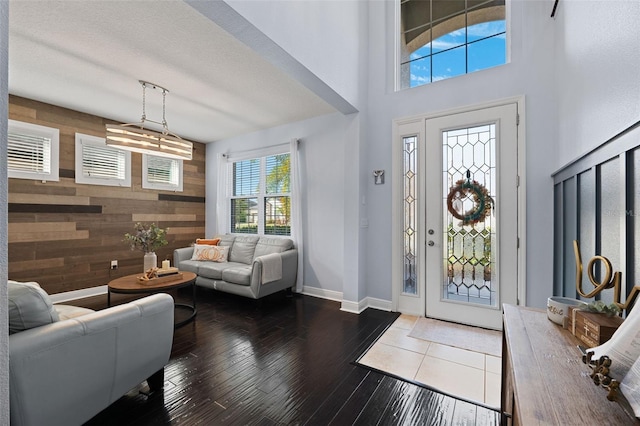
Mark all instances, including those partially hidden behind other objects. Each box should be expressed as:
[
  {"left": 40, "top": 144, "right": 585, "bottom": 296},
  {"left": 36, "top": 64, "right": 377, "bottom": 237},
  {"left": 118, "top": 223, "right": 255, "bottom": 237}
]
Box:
[{"left": 69, "top": 288, "right": 500, "bottom": 425}]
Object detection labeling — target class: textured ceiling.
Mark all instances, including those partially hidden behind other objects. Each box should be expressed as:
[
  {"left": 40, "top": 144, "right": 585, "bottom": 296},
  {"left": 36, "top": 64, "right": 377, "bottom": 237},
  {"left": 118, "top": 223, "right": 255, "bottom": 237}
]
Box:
[{"left": 8, "top": 1, "right": 336, "bottom": 143}]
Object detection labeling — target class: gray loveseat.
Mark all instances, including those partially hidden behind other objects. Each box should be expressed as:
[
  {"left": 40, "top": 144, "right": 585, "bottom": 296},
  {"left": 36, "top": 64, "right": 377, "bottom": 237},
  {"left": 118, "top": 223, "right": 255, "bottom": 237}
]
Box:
[
  {"left": 173, "top": 235, "right": 297, "bottom": 299},
  {"left": 8, "top": 280, "right": 174, "bottom": 426}
]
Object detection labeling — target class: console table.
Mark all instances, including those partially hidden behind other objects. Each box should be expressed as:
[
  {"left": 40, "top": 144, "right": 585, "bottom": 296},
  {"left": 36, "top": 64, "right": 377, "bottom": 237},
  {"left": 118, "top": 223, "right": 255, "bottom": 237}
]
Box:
[{"left": 501, "top": 304, "right": 639, "bottom": 425}]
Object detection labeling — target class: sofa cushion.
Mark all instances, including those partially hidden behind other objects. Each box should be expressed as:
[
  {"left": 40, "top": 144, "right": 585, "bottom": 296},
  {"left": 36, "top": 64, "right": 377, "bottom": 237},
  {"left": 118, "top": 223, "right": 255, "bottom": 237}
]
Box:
[
  {"left": 177, "top": 259, "right": 200, "bottom": 275},
  {"left": 54, "top": 304, "right": 95, "bottom": 320},
  {"left": 221, "top": 266, "right": 252, "bottom": 286},
  {"left": 191, "top": 244, "right": 229, "bottom": 262},
  {"left": 198, "top": 261, "right": 246, "bottom": 280},
  {"left": 8, "top": 280, "right": 60, "bottom": 334},
  {"left": 217, "top": 234, "right": 236, "bottom": 248},
  {"left": 254, "top": 237, "right": 294, "bottom": 259},
  {"left": 228, "top": 235, "right": 260, "bottom": 264}
]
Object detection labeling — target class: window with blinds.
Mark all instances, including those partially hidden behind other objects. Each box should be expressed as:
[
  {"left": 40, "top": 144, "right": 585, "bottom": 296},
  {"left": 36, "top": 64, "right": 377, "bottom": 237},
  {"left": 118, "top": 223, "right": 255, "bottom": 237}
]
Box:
[
  {"left": 75, "top": 133, "right": 131, "bottom": 187},
  {"left": 7, "top": 120, "right": 59, "bottom": 181},
  {"left": 143, "top": 154, "right": 183, "bottom": 192},
  {"left": 228, "top": 152, "right": 290, "bottom": 236}
]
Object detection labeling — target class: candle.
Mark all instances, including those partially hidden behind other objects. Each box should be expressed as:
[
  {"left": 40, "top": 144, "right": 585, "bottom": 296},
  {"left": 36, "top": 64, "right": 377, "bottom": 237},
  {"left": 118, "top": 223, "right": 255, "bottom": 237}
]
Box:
[{"left": 162, "top": 260, "right": 170, "bottom": 270}]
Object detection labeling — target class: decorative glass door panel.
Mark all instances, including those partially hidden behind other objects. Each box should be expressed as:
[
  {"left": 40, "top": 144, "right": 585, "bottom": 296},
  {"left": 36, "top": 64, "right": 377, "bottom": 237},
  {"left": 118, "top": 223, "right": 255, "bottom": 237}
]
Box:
[
  {"left": 442, "top": 125, "right": 497, "bottom": 307},
  {"left": 403, "top": 135, "right": 418, "bottom": 295},
  {"left": 394, "top": 119, "right": 425, "bottom": 315}
]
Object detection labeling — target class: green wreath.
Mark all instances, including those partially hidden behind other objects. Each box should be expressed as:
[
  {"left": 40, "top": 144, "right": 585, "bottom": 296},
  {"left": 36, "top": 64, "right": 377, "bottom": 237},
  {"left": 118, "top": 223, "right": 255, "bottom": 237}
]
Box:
[{"left": 446, "top": 179, "right": 492, "bottom": 226}]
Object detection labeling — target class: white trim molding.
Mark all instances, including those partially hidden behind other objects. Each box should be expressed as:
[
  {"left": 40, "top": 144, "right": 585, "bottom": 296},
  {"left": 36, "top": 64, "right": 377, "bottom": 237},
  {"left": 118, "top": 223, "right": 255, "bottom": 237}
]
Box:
[
  {"left": 49, "top": 285, "right": 107, "bottom": 304},
  {"left": 301, "top": 285, "right": 343, "bottom": 302},
  {"left": 302, "top": 286, "right": 392, "bottom": 314},
  {"left": 341, "top": 297, "right": 392, "bottom": 314},
  {"left": 49, "top": 283, "right": 395, "bottom": 315}
]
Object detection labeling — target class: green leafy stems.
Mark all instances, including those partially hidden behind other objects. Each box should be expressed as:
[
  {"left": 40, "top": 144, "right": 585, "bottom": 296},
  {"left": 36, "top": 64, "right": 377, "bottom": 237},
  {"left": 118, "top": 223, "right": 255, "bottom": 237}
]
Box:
[
  {"left": 124, "top": 222, "right": 169, "bottom": 253},
  {"left": 583, "top": 300, "right": 621, "bottom": 317}
]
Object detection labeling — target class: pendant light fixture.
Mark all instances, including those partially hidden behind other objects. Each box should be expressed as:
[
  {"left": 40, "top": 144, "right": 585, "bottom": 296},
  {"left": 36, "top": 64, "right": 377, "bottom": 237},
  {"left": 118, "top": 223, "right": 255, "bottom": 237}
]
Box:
[{"left": 106, "top": 80, "right": 193, "bottom": 161}]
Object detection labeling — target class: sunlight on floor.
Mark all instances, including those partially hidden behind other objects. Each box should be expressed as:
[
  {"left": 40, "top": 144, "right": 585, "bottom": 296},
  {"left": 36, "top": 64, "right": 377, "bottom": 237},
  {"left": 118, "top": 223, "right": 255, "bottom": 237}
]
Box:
[{"left": 358, "top": 314, "right": 501, "bottom": 408}]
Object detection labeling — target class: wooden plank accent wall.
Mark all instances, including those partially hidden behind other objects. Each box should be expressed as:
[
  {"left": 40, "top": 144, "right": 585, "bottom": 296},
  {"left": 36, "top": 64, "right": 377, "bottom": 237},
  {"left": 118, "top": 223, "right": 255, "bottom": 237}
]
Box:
[{"left": 7, "top": 95, "right": 207, "bottom": 295}]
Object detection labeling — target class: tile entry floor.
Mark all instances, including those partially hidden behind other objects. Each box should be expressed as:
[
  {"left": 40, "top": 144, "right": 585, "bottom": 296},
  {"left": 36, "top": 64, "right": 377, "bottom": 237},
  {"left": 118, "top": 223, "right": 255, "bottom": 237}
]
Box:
[{"left": 358, "top": 314, "right": 501, "bottom": 408}]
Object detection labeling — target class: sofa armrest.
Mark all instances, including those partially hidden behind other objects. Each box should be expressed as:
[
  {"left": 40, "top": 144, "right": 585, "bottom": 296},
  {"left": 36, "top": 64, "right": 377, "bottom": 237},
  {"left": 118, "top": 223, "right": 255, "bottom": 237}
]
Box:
[
  {"left": 173, "top": 246, "right": 194, "bottom": 269},
  {"left": 251, "top": 249, "right": 298, "bottom": 293},
  {"left": 9, "top": 293, "right": 174, "bottom": 426}
]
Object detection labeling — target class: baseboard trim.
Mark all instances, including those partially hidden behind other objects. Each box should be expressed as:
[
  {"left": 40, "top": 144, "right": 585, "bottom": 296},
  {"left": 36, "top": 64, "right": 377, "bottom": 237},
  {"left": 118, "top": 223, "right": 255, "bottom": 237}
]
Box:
[
  {"left": 340, "top": 299, "right": 366, "bottom": 314},
  {"left": 48, "top": 284, "right": 394, "bottom": 315},
  {"left": 49, "top": 285, "right": 107, "bottom": 304},
  {"left": 301, "top": 286, "right": 343, "bottom": 302},
  {"left": 341, "top": 296, "right": 392, "bottom": 314},
  {"left": 366, "top": 297, "right": 392, "bottom": 312}
]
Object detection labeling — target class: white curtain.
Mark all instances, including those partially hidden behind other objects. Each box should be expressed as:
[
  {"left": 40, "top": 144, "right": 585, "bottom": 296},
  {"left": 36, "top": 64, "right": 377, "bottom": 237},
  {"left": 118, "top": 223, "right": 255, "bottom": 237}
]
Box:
[
  {"left": 216, "top": 153, "right": 228, "bottom": 236},
  {"left": 290, "top": 138, "right": 304, "bottom": 293}
]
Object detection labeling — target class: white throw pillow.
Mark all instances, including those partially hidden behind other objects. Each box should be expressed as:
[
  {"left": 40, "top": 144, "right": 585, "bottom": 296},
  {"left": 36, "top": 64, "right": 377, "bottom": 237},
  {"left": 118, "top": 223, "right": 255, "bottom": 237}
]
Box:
[
  {"left": 190, "top": 244, "right": 229, "bottom": 262},
  {"left": 8, "top": 280, "right": 59, "bottom": 334}
]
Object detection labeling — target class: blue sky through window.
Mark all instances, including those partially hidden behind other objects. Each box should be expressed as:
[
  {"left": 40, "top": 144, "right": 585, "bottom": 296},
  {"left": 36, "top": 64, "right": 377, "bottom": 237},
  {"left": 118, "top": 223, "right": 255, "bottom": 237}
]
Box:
[{"left": 408, "top": 20, "right": 506, "bottom": 87}]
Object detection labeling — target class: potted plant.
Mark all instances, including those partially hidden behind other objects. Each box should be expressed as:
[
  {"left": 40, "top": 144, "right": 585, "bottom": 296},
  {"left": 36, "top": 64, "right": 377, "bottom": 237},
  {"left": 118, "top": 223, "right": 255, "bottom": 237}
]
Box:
[{"left": 124, "top": 223, "right": 169, "bottom": 272}]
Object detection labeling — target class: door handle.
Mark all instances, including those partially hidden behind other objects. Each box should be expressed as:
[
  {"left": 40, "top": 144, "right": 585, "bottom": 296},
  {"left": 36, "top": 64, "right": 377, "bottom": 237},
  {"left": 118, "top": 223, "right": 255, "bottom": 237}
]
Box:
[{"left": 428, "top": 240, "right": 435, "bottom": 246}]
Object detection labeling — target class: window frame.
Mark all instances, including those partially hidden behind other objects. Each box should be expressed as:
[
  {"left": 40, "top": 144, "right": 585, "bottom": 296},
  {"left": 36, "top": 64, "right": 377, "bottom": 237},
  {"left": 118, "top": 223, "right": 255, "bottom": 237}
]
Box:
[
  {"left": 396, "top": 0, "right": 509, "bottom": 91},
  {"left": 225, "top": 146, "right": 291, "bottom": 237},
  {"left": 75, "top": 133, "right": 131, "bottom": 187},
  {"left": 142, "top": 154, "right": 183, "bottom": 192},
  {"left": 7, "top": 119, "right": 60, "bottom": 182}
]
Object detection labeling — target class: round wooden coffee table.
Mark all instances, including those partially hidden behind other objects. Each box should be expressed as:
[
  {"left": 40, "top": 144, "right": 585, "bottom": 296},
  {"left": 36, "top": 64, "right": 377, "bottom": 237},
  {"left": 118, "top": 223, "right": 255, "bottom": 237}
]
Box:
[{"left": 108, "top": 271, "right": 197, "bottom": 328}]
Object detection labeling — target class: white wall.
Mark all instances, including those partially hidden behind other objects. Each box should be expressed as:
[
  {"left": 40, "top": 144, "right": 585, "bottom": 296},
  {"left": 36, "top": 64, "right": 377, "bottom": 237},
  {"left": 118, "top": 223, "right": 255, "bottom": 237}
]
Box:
[
  {"left": 224, "top": 0, "right": 364, "bottom": 109},
  {"left": 216, "top": 0, "right": 564, "bottom": 310},
  {"left": 206, "top": 112, "right": 355, "bottom": 296},
  {"left": 554, "top": 0, "right": 640, "bottom": 168},
  {"left": 363, "top": 0, "right": 558, "bottom": 309},
  {"left": 0, "top": 0, "right": 9, "bottom": 421},
  {"left": 217, "top": 0, "right": 636, "bottom": 311}
]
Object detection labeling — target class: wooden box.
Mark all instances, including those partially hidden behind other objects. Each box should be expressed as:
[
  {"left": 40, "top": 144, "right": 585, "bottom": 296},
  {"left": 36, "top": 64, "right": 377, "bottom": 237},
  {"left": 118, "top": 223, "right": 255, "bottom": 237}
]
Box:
[
  {"left": 157, "top": 267, "right": 180, "bottom": 277},
  {"left": 571, "top": 309, "right": 623, "bottom": 348},
  {"left": 566, "top": 305, "right": 581, "bottom": 331}
]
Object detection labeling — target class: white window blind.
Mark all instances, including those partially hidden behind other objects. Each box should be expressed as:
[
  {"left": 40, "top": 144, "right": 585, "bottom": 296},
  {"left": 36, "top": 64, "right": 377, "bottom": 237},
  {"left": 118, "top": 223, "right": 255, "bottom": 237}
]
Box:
[
  {"left": 8, "top": 132, "right": 51, "bottom": 173},
  {"left": 147, "top": 156, "right": 179, "bottom": 186},
  {"left": 7, "top": 120, "right": 59, "bottom": 181},
  {"left": 142, "top": 154, "right": 183, "bottom": 191},
  {"left": 81, "top": 144, "right": 126, "bottom": 180},
  {"left": 75, "top": 133, "right": 131, "bottom": 187},
  {"left": 232, "top": 159, "right": 260, "bottom": 196}
]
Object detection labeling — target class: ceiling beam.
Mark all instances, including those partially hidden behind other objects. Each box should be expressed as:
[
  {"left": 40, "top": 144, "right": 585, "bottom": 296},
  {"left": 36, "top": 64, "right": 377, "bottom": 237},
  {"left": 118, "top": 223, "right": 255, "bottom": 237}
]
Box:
[{"left": 185, "top": 0, "right": 358, "bottom": 115}]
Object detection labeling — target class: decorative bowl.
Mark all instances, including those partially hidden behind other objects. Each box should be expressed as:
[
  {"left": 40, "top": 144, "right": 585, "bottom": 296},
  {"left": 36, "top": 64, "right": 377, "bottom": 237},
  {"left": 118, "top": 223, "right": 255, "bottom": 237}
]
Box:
[{"left": 547, "top": 297, "right": 587, "bottom": 326}]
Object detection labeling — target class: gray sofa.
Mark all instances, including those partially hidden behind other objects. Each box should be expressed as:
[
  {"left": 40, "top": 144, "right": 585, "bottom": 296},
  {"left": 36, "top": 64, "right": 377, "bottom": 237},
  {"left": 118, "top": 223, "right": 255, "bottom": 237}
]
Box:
[
  {"left": 8, "top": 281, "right": 174, "bottom": 426},
  {"left": 173, "top": 235, "right": 298, "bottom": 299}
]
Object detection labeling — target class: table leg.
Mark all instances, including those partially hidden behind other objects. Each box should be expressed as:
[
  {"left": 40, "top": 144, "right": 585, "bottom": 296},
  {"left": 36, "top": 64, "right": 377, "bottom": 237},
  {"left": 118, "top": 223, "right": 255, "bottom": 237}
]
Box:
[
  {"left": 107, "top": 288, "right": 111, "bottom": 308},
  {"left": 192, "top": 282, "right": 197, "bottom": 310},
  {"left": 174, "top": 282, "right": 197, "bottom": 328}
]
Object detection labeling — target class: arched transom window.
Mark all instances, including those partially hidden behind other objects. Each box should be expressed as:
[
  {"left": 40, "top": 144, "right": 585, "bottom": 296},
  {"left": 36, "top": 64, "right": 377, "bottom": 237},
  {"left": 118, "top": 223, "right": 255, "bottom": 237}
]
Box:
[{"left": 399, "top": 0, "right": 507, "bottom": 89}]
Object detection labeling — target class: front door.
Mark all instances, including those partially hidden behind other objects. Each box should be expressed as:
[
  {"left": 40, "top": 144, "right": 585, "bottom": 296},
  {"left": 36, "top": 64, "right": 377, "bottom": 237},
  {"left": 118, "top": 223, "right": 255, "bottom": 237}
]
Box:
[{"left": 393, "top": 102, "right": 520, "bottom": 330}]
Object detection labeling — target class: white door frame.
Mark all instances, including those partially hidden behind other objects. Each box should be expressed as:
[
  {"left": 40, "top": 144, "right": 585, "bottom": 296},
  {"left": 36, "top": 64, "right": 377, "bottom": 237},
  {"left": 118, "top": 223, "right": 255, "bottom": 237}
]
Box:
[{"left": 391, "top": 96, "right": 527, "bottom": 318}]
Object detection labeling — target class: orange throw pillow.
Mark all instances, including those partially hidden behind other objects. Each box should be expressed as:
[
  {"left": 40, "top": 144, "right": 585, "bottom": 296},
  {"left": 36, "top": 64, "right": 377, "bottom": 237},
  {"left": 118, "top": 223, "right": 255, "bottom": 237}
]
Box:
[{"left": 196, "top": 238, "right": 221, "bottom": 246}]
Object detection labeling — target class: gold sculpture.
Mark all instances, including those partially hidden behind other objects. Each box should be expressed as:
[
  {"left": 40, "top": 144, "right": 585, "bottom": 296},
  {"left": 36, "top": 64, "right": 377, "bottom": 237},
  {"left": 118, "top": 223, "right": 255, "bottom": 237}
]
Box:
[{"left": 573, "top": 240, "right": 640, "bottom": 313}]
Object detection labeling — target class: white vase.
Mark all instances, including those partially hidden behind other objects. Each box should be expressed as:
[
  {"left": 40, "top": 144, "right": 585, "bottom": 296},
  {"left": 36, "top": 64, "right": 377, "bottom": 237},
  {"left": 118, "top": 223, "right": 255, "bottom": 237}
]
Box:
[{"left": 143, "top": 252, "right": 157, "bottom": 272}]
